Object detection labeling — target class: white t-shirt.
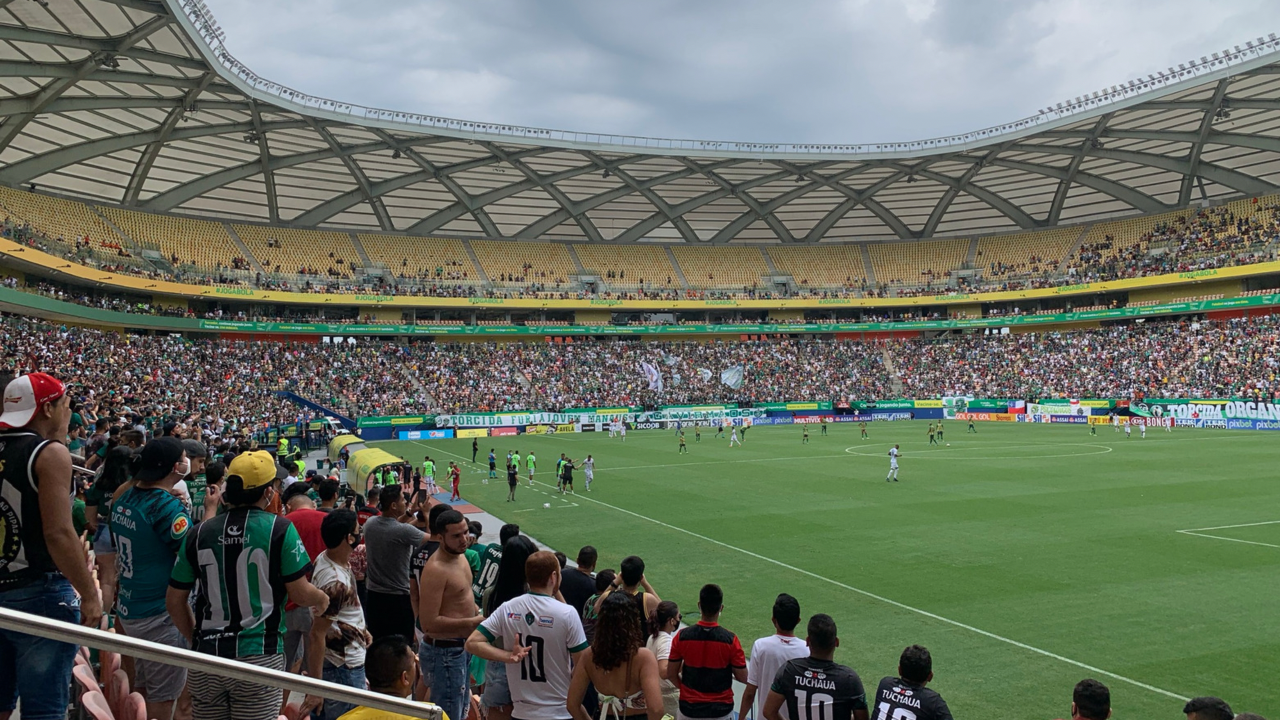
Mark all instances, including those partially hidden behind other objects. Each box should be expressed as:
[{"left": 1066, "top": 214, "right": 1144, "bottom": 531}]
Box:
[
  {"left": 582, "top": 458, "right": 594, "bottom": 474},
  {"left": 746, "top": 634, "right": 809, "bottom": 720},
  {"left": 645, "top": 630, "right": 679, "bottom": 699},
  {"left": 889, "top": 448, "right": 899, "bottom": 467},
  {"left": 310, "top": 552, "right": 369, "bottom": 668},
  {"left": 479, "top": 593, "right": 588, "bottom": 720}
]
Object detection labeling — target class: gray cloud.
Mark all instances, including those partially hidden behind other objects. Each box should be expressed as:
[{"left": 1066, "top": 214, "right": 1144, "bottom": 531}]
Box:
[{"left": 207, "top": 0, "right": 1278, "bottom": 143}]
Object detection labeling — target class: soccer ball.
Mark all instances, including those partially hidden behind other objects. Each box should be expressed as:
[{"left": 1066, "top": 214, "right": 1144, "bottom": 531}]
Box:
[
  {"left": 946, "top": 443, "right": 951, "bottom": 447},
  {"left": 543, "top": 503, "right": 551, "bottom": 509}
]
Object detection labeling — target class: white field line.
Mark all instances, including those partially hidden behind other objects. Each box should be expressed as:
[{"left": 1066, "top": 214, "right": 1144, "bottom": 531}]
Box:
[
  {"left": 1176, "top": 519, "right": 1280, "bottom": 549},
  {"left": 400, "top": 440, "right": 1188, "bottom": 701}
]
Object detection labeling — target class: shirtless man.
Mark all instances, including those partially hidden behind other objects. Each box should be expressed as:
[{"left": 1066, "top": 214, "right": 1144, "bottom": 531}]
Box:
[{"left": 418, "top": 508, "right": 483, "bottom": 720}]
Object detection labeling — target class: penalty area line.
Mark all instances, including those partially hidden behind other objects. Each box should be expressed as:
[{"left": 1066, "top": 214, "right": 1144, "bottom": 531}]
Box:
[{"left": 526, "top": 477, "right": 1188, "bottom": 703}]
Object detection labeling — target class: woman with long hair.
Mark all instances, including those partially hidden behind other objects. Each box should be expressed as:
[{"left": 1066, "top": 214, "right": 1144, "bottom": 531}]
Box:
[
  {"left": 645, "top": 601, "right": 681, "bottom": 718},
  {"left": 568, "top": 592, "right": 663, "bottom": 720},
  {"left": 481, "top": 535, "right": 538, "bottom": 720}
]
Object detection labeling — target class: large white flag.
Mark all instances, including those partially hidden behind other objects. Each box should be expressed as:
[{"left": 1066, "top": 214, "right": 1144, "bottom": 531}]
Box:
[
  {"left": 698, "top": 368, "right": 713, "bottom": 383},
  {"left": 640, "top": 362, "right": 664, "bottom": 392},
  {"left": 720, "top": 365, "right": 744, "bottom": 390}
]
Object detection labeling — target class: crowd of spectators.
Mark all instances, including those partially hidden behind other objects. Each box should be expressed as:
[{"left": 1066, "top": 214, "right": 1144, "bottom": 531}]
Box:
[{"left": 4, "top": 313, "right": 1279, "bottom": 423}]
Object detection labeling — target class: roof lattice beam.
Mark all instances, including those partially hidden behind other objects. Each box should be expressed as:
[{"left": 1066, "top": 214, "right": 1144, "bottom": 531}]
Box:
[
  {"left": 988, "top": 157, "right": 1167, "bottom": 214},
  {"left": 0, "top": 16, "right": 172, "bottom": 156},
  {"left": 1179, "top": 78, "right": 1232, "bottom": 206},
  {"left": 306, "top": 120, "right": 393, "bottom": 231},
  {"left": 123, "top": 71, "right": 215, "bottom": 207},
  {"left": 679, "top": 157, "right": 796, "bottom": 243},
  {"left": 1047, "top": 114, "right": 1113, "bottom": 224},
  {"left": 0, "top": 118, "right": 311, "bottom": 185},
  {"left": 1008, "top": 143, "right": 1280, "bottom": 197},
  {"left": 581, "top": 152, "right": 700, "bottom": 243},
  {"left": 249, "top": 100, "right": 280, "bottom": 224},
  {"left": 478, "top": 142, "right": 603, "bottom": 242}
]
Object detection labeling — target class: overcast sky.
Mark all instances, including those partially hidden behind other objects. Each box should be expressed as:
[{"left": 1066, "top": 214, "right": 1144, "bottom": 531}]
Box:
[{"left": 206, "top": 0, "right": 1278, "bottom": 144}]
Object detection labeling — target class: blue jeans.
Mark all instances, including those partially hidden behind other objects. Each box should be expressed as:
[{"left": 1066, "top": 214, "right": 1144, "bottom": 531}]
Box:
[
  {"left": 317, "top": 662, "right": 366, "bottom": 720},
  {"left": 418, "top": 641, "right": 469, "bottom": 720},
  {"left": 0, "top": 575, "right": 80, "bottom": 720}
]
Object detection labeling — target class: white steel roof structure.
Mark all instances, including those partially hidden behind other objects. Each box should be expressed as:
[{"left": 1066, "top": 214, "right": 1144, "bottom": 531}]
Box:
[{"left": 2, "top": 0, "right": 1280, "bottom": 243}]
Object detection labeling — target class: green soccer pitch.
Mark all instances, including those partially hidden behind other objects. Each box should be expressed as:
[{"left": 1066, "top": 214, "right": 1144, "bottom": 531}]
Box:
[{"left": 371, "top": 421, "right": 1280, "bottom": 718}]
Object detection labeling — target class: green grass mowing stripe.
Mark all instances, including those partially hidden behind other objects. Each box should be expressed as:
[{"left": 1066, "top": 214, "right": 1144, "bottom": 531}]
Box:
[{"left": 396, "top": 435, "right": 1190, "bottom": 702}]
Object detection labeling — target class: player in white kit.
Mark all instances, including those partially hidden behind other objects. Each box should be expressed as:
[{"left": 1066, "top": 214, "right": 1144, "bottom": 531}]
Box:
[
  {"left": 729, "top": 425, "right": 742, "bottom": 447},
  {"left": 582, "top": 454, "right": 594, "bottom": 491},
  {"left": 619, "top": 422, "right": 626, "bottom": 441},
  {"left": 1112, "top": 413, "right": 1121, "bottom": 432},
  {"left": 1124, "top": 421, "right": 1131, "bottom": 438},
  {"left": 1165, "top": 416, "right": 1174, "bottom": 432},
  {"left": 886, "top": 445, "right": 900, "bottom": 482}
]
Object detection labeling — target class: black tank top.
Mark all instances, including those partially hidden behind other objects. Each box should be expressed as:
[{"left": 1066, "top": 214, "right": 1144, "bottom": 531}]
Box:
[{"left": 0, "top": 431, "right": 64, "bottom": 589}]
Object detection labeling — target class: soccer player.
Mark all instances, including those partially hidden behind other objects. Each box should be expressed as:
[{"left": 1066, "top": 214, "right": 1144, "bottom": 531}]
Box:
[
  {"left": 512, "top": 450, "right": 522, "bottom": 484},
  {"left": 886, "top": 445, "right": 900, "bottom": 482},
  {"left": 1112, "top": 412, "right": 1120, "bottom": 432},
  {"left": 821, "top": 417, "right": 828, "bottom": 436},
  {"left": 716, "top": 420, "right": 726, "bottom": 439},
  {"left": 1166, "top": 416, "right": 1174, "bottom": 433},
  {"left": 729, "top": 424, "right": 742, "bottom": 448},
  {"left": 471, "top": 437, "right": 478, "bottom": 464},
  {"left": 1089, "top": 421, "right": 1097, "bottom": 436},
  {"left": 582, "top": 454, "right": 595, "bottom": 491},
  {"left": 449, "top": 461, "right": 461, "bottom": 501},
  {"left": 1124, "top": 420, "right": 1131, "bottom": 439},
  {"left": 556, "top": 453, "right": 567, "bottom": 492},
  {"left": 608, "top": 420, "right": 616, "bottom": 439},
  {"left": 742, "top": 417, "right": 751, "bottom": 439},
  {"left": 695, "top": 426, "right": 701, "bottom": 443},
  {"left": 967, "top": 418, "right": 977, "bottom": 434},
  {"left": 679, "top": 431, "right": 688, "bottom": 454},
  {"left": 620, "top": 422, "right": 627, "bottom": 442},
  {"left": 488, "top": 449, "right": 497, "bottom": 479},
  {"left": 1140, "top": 420, "right": 1146, "bottom": 439},
  {"left": 927, "top": 423, "right": 937, "bottom": 445},
  {"left": 762, "top": 614, "right": 867, "bottom": 720},
  {"left": 506, "top": 458, "right": 518, "bottom": 502},
  {"left": 872, "top": 645, "right": 952, "bottom": 720},
  {"left": 802, "top": 425, "right": 809, "bottom": 444},
  {"left": 561, "top": 457, "right": 576, "bottom": 494},
  {"left": 423, "top": 455, "right": 438, "bottom": 496},
  {"left": 936, "top": 421, "right": 944, "bottom": 442},
  {"left": 860, "top": 421, "right": 869, "bottom": 440},
  {"left": 527, "top": 450, "right": 536, "bottom": 487}
]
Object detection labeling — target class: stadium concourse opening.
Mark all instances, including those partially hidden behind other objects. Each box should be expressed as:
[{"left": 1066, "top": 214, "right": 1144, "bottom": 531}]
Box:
[{"left": 1, "top": 1, "right": 1280, "bottom": 719}]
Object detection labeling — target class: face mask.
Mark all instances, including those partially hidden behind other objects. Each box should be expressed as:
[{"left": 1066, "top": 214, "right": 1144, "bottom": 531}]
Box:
[{"left": 176, "top": 459, "right": 191, "bottom": 477}]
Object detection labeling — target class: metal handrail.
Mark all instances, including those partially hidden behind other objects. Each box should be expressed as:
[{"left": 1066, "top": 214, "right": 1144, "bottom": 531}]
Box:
[{"left": 0, "top": 607, "right": 442, "bottom": 720}]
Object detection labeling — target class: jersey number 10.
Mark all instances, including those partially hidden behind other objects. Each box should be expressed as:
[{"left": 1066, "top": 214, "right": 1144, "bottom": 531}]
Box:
[
  {"left": 517, "top": 633, "right": 546, "bottom": 683},
  {"left": 874, "top": 702, "right": 916, "bottom": 720}
]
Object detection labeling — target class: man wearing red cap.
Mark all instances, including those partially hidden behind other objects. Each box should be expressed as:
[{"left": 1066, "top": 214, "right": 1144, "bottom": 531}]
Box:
[{"left": 0, "top": 373, "right": 103, "bottom": 720}]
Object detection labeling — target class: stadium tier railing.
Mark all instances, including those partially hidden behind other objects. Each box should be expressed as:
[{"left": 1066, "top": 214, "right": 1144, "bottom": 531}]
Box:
[{"left": 0, "top": 606, "right": 443, "bottom": 720}]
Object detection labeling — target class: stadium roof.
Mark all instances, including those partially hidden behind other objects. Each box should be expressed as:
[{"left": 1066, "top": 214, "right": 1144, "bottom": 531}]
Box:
[{"left": 2, "top": 1, "right": 1280, "bottom": 243}]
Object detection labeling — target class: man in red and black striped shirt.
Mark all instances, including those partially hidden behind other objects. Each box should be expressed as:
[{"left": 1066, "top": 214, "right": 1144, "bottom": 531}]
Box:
[{"left": 667, "top": 584, "right": 747, "bottom": 720}]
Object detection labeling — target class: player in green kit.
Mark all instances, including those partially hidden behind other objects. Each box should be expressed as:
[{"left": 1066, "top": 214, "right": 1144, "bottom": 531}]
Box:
[
  {"left": 802, "top": 425, "right": 809, "bottom": 444},
  {"left": 422, "top": 455, "right": 437, "bottom": 494},
  {"left": 555, "top": 453, "right": 567, "bottom": 491},
  {"left": 526, "top": 451, "right": 536, "bottom": 487},
  {"left": 821, "top": 417, "right": 828, "bottom": 435}
]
